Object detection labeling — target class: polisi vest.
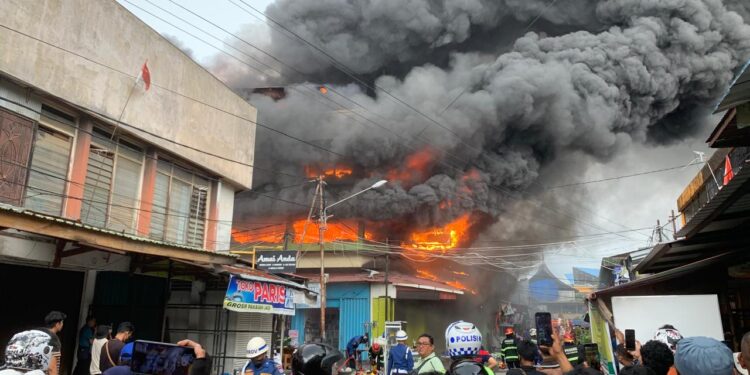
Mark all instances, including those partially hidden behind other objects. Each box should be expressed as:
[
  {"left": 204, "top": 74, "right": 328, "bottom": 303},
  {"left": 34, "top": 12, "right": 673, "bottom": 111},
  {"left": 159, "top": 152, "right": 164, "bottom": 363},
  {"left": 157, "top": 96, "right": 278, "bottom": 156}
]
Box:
[{"left": 500, "top": 338, "right": 519, "bottom": 361}]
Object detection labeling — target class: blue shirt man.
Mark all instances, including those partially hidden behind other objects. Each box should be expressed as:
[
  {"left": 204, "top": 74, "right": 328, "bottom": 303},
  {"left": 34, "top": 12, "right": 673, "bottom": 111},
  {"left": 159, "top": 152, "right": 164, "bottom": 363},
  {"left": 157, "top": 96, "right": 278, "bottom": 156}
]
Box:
[
  {"left": 387, "top": 342, "right": 414, "bottom": 375},
  {"left": 243, "top": 337, "right": 283, "bottom": 375},
  {"left": 347, "top": 334, "right": 369, "bottom": 358},
  {"left": 242, "top": 356, "right": 283, "bottom": 375}
]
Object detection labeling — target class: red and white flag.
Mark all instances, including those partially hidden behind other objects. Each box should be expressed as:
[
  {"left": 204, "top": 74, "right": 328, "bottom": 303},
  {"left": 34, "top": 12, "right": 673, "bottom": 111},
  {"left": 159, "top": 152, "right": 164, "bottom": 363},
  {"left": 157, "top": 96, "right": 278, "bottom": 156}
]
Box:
[
  {"left": 724, "top": 155, "right": 734, "bottom": 186},
  {"left": 136, "top": 60, "right": 151, "bottom": 91}
]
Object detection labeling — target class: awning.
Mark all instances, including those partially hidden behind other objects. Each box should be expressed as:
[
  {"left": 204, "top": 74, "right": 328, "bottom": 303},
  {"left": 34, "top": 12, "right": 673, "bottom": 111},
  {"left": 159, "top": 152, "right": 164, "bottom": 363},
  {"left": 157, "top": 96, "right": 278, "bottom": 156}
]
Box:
[
  {"left": 296, "top": 271, "right": 465, "bottom": 295},
  {"left": 596, "top": 250, "right": 739, "bottom": 297},
  {"left": 715, "top": 59, "right": 750, "bottom": 113},
  {"left": 675, "top": 157, "right": 750, "bottom": 239},
  {"left": 0, "top": 203, "right": 238, "bottom": 266},
  {"left": 222, "top": 264, "right": 315, "bottom": 293},
  {"left": 635, "top": 227, "right": 750, "bottom": 274}
]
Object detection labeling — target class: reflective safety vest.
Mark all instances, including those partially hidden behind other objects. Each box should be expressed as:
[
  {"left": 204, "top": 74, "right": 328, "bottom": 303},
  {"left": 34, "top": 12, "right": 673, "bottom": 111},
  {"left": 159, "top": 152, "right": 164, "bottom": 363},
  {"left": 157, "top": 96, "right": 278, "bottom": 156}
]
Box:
[
  {"left": 501, "top": 338, "right": 519, "bottom": 361},
  {"left": 564, "top": 345, "right": 579, "bottom": 364}
]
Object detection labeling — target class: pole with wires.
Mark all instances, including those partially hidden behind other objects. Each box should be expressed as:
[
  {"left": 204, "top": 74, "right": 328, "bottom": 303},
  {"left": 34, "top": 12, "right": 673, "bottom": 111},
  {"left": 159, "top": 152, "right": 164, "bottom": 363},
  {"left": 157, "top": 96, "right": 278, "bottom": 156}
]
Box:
[{"left": 317, "top": 176, "right": 328, "bottom": 343}]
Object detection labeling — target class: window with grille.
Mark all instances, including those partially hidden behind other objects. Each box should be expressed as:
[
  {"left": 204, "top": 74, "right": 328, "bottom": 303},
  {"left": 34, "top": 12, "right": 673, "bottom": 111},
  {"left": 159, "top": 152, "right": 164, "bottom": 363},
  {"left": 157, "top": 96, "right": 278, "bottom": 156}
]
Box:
[
  {"left": 24, "top": 106, "right": 75, "bottom": 215},
  {"left": 149, "top": 159, "right": 210, "bottom": 248},
  {"left": 80, "top": 128, "right": 144, "bottom": 233}
]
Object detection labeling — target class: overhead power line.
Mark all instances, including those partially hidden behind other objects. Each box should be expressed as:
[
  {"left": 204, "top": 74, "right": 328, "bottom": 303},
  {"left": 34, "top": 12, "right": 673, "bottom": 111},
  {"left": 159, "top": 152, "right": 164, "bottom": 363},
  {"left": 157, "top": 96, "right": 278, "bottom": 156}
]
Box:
[{"left": 546, "top": 162, "right": 702, "bottom": 189}]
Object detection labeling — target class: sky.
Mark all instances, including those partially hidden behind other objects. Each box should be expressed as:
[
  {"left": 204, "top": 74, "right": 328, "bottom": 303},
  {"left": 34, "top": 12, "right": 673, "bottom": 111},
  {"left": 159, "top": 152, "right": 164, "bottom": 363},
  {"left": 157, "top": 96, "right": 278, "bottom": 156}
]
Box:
[{"left": 117, "top": 0, "right": 721, "bottom": 282}]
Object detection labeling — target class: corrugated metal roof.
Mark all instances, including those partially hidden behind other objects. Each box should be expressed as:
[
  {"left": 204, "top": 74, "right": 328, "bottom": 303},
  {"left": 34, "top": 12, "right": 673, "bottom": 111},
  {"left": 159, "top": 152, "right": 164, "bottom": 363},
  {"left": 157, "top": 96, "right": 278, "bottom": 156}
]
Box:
[
  {"left": 297, "top": 271, "right": 465, "bottom": 295},
  {"left": 715, "top": 59, "right": 750, "bottom": 113},
  {"left": 0, "top": 203, "right": 237, "bottom": 259}
]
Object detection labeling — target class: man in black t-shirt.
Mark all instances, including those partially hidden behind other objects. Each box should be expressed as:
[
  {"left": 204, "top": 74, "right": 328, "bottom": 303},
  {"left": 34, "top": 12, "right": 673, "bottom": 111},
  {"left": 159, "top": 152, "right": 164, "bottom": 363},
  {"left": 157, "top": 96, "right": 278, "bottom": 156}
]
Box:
[
  {"left": 99, "top": 322, "right": 134, "bottom": 372},
  {"left": 38, "top": 311, "right": 66, "bottom": 375}
]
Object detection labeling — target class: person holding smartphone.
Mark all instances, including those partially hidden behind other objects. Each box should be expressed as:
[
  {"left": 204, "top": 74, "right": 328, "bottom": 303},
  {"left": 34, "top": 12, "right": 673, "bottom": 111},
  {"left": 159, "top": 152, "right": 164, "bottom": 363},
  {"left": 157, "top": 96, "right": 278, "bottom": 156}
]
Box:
[{"left": 176, "top": 340, "right": 209, "bottom": 375}]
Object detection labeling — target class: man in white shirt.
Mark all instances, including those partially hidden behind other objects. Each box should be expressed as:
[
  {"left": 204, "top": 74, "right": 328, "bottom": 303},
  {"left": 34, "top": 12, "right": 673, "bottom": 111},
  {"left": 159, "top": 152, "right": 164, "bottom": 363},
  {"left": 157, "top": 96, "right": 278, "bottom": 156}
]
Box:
[{"left": 90, "top": 325, "right": 111, "bottom": 375}]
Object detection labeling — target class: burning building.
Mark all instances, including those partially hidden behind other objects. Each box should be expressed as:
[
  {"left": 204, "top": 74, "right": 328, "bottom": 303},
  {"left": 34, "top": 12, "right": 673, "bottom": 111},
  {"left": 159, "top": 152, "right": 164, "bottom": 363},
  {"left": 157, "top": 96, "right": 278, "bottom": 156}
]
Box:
[{"left": 222, "top": 0, "right": 750, "bottom": 351}]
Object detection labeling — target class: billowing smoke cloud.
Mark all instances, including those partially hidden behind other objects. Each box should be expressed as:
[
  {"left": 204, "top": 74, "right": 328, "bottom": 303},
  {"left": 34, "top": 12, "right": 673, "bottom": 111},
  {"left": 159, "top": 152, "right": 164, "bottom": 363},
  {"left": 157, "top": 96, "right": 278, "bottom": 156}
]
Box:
[{"left": 230, "top": 0, "right": 750, "bottom": 240}]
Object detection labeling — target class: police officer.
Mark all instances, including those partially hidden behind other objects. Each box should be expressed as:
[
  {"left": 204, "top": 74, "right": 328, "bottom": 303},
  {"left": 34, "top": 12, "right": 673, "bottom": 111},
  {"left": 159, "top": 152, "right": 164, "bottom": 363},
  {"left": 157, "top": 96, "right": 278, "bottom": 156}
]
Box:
[
  {"left": 562, "top": 333, "right": 581, "bottom": 366},
  {"left": 445, "top": 321, "right": 492, "bottom": 375},
  {"left": 242, "top": 337, "right": 283, "bottom": 375},
  {"left": 291, "top": 343, "right": 343, "bottom": 375},
  {"left": 387, "top": 330, "right": 413, "bottom": 375},
  {"left": 500, "top": 327, "right": 520, "bottom": 369}
]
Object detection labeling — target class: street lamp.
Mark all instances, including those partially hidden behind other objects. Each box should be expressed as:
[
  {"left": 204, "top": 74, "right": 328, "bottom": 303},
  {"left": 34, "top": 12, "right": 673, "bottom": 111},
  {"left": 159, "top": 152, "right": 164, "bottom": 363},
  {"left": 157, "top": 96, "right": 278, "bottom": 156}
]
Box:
[{"left": 317, "top": 179, "right": 387, "bottom": 342}]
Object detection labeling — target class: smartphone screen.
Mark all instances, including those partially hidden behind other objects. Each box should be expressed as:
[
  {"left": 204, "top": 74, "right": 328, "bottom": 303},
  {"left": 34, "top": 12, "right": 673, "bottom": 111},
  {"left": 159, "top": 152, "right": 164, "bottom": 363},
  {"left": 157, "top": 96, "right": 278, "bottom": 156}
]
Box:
[
  {"left": 535, "top": 312, "right": 552, "bottom": 346},
  {"left": 625, "top": 329, "right": 636, "bottom": 351},
  {"left": 584, "top": 343, "right": 600, "bottom": 370},
  {"left": 131, "top": 340, "right": 196, "bottom": 375}
]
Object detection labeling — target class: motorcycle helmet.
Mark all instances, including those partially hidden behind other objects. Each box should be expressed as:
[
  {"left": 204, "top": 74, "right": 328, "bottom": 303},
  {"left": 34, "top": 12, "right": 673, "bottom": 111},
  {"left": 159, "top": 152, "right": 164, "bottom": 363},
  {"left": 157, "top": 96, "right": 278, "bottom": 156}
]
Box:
[
  {"left": 653, "top": 325, "right": 683, "bottom": 352},
  {"left": 445, "top": 321, "right": 482, "bottom": 358},
  {"left": 292, "top": 343, "right": 344, "bottom": 375},
  {"left": 3, "top": 330, "right": 53, "bottom": 371}
]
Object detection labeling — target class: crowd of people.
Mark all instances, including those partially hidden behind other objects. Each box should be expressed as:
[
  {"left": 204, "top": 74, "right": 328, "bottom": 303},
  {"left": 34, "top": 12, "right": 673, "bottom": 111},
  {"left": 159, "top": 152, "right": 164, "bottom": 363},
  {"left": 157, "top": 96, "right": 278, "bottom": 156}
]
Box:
[
  {"left": 3, "top": 312, "right": 750, "bottom": 375},
  {"left": 0, "top": 311, "right": 209, "bottom": 375}
]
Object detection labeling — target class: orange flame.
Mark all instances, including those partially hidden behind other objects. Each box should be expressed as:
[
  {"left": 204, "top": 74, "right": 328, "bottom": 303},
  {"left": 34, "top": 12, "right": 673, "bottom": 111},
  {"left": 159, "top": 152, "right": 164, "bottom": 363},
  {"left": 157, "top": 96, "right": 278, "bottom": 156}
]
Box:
[
  {"left": 232, "top": 219, "right": 369, "bottom": 244},
  {"left": 445, "top": 280, "right": 477, "bottom": 295},
  {"left": 305, "top": 165, "right": 353, "bottom": 179},
  {"left": 293, "top": 219, "right": 366, "bottom": 243},
  {"left": 386, "top": 148, "right": 438, "bottom": 186},
  {"left": 405, "top": 214, "right": 472, "bottom": 251},
  {"left": 416, "top": 269, "right": 439, "bottom": 281},
  {"left": 231, "top": 226, "right": 285, "bottom": 244}
]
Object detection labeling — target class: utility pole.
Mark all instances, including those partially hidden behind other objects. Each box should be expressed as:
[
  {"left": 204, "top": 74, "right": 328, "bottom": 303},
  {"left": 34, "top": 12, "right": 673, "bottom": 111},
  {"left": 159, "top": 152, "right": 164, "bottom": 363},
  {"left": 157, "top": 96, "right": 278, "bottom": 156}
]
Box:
[
  {"left": 656, "top": 219, "right": 663, "bottom": 243},
  {"left": 670, "top": 210, "right": 677, "bottom": 239},
  {"left": 317, "top": 176, "right": 328, "bottom": 343},
  {"left": 384, "top": 239, "right": 390, "bottom": 321}
]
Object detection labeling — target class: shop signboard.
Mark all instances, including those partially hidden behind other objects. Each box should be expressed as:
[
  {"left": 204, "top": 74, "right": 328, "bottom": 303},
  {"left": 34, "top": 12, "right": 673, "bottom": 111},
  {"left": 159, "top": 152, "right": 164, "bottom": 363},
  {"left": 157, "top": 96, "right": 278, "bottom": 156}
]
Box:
[{"left": 224, "top": 275, "right": 295, "bottom": 315}]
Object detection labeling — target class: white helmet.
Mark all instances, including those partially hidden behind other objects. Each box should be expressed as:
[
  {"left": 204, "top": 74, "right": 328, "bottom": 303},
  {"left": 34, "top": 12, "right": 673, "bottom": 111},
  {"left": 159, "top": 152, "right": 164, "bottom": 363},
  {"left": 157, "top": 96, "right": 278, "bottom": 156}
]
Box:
[
  {"left": 445, "top": 321, "right": 482, "bottom": 358},
  {"left": 246, "top": 337, "right": 269, "bottom": 358},
  {"left": 529, "top": 328, "right": 537, "bottom": 337},
  {"left": 396, "top": 330, "right": 408, "bottom": 341}
]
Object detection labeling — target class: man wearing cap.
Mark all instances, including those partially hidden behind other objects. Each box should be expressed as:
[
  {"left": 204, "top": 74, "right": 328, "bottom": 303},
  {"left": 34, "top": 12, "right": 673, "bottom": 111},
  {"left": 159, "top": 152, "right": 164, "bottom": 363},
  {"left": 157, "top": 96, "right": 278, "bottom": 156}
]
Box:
[
  {"left": 387, "top": 330, "right": 413, "bottom": 375},
  {"left": 674, "top": 336, "right": 734, "bottom": 375},
  {"left": 243, "top": 337, "right": 283, "bottom": 375}
]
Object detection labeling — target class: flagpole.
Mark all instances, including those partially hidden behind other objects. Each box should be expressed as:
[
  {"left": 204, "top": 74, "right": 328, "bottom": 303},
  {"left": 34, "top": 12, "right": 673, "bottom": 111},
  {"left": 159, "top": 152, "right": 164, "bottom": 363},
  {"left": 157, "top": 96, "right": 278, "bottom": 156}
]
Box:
[
  {"left": 80, "top": 61, "right": 145, "bottom": 222},
  {"left": 113, "top": 60, "right": 147, "bottom": 135}
]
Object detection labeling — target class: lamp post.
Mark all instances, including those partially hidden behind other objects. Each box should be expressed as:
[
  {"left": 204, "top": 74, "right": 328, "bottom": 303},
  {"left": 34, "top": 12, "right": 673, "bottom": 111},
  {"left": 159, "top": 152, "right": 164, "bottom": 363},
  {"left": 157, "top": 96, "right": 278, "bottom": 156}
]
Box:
[{"left": 318, "top": 179, "right": 387, "bottom": 342}]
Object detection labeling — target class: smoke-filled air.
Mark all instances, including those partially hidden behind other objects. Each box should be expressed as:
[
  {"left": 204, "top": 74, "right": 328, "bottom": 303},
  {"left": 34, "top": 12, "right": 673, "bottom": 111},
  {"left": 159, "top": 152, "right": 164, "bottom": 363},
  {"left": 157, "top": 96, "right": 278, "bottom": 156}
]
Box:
[{"left": 219, "top": 0, "right": 750, "bottom": 251}]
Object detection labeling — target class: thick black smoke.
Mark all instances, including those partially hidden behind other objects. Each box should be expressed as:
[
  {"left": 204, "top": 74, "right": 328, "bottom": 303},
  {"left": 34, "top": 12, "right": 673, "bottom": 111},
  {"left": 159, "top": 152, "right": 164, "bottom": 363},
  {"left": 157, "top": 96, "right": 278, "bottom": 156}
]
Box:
[{"left": 230, "top": 0, "right": 750, "bottom": 236}]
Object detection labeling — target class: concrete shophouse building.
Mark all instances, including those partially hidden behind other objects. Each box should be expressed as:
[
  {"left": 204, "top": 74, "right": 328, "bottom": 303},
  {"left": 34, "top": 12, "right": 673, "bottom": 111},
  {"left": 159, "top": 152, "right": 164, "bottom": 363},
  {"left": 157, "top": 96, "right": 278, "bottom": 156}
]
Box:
[{"left": 0, "top": 0, "right": 265, "bottom": 373}]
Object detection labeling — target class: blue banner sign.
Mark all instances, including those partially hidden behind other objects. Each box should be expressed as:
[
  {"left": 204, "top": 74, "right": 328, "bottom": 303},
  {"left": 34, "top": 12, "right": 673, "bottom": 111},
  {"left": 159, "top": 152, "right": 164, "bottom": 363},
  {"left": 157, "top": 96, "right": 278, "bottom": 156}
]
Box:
[{"left": 224, "top": 275, "right": 295, "bottom": 315}]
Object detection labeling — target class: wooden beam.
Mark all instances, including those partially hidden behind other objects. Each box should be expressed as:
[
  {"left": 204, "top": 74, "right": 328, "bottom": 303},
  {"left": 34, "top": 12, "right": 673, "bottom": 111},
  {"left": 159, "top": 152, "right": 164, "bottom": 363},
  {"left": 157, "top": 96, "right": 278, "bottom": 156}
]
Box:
[
  {"left": 60, "top": 247, "right": 95, "bottom": 258},
  {"left": 0, "top": 209, "right": 237, "bottom": 265},
  {"left": 52, "top": 239, "right": 67, "bottom": 268}
]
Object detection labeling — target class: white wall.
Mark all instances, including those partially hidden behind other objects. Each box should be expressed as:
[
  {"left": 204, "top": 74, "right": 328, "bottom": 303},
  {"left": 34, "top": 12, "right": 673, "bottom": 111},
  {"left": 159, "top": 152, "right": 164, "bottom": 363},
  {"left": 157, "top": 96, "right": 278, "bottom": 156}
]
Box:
[
  {"left": 0, "top": 231, "right": 131, "bottom": 271},
  {"left": 0, "top": 0, "right": 256, "bottom": 188},
  {"left": 612, "top": 295, "right": 724, "bottom": 344},
  {"left": 216, "top": 180, "right": 235, "bottom": 252}
]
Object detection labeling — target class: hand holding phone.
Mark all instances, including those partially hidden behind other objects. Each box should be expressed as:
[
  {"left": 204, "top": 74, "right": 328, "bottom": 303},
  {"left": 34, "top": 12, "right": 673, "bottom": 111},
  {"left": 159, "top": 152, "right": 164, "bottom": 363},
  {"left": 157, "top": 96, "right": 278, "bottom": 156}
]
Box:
[
  {"left": 583, "top": 343, "right": 601, "bottom": 370},
  {"left": 131, "top": 340, "right": 196, "bottom": 375},
  {"left": 535, "top": 312, "right": 553, "bottom": 347},
  {"left": 625, "top": 329, "right": 636, "bottom": 351}
]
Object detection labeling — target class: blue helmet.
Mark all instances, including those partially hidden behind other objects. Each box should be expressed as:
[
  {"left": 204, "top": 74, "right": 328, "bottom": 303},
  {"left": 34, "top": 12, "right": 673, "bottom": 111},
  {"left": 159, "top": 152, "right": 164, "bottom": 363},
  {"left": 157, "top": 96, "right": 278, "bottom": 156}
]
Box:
[{"left": 445, "top": 321, "right": 482, "bottom": 358}]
